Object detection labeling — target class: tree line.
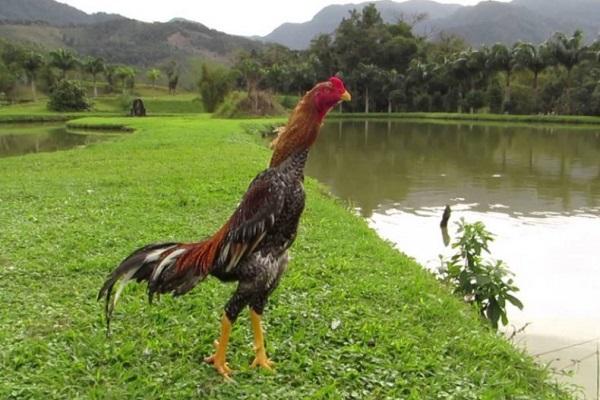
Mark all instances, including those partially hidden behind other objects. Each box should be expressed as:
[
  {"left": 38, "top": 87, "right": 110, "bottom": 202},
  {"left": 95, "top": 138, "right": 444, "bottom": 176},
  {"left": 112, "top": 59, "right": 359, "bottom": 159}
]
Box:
[
  {"left": 0, "top": 40, "right": 181, "bottom": 104},
  {"left": 209, "top": 4, "right": 600, "bottom": 116}
]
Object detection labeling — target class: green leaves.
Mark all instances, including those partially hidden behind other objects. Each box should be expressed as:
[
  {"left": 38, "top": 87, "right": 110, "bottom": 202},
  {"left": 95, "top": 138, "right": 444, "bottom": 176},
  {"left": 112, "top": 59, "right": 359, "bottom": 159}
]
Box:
[{"left": 438, "top": 218, "right": 523, "bottom": 330}]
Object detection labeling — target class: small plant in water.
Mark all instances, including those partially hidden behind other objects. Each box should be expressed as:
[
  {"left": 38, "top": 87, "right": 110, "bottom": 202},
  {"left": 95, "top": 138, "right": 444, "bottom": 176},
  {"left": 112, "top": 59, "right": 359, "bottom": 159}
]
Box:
[{"left": 438, "top": 218, "right": 523, "bottom": 329}]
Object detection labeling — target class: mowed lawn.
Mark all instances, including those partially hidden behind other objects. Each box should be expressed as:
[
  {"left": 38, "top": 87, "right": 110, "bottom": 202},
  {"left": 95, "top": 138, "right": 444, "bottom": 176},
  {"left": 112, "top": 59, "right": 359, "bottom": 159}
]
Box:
[{"left": 0, "top": 116, "right": 570, "bottom": 399}]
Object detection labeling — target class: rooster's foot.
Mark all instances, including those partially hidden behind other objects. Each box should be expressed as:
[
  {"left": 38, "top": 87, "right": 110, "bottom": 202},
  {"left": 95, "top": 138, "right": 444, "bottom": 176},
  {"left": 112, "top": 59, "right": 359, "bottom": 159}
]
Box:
[
  {"left": 204, "top": 340, "right": 233, "bottom": 380},
  {"left": 250, "top": 348, "right": 274, "bottom": 370}
]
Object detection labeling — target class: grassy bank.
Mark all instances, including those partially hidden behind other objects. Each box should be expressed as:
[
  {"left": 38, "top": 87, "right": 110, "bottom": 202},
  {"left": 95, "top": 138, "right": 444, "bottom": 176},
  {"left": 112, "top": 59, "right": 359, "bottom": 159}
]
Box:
[
  {"left": 333, "top": 111, "right": 600, "bottom": 125},
  {"left": 0, "top": 117, "right": 570, "bottom": 399},
  {"left": 0, "top": 93, "right": 203, "bottom": 124}
]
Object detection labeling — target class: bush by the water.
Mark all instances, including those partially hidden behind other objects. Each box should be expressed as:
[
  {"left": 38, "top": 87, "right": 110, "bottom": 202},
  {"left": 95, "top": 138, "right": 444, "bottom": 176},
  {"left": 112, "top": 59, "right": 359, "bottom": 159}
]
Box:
[
  {"left": 438, "top": 219, "right": 523, "bottom": 329},
  {"left": 47, "top": 80, "right": 90, "bottom": 112},
  {"left": 215, "top": 90, "right": 285, "bottom": 118}
]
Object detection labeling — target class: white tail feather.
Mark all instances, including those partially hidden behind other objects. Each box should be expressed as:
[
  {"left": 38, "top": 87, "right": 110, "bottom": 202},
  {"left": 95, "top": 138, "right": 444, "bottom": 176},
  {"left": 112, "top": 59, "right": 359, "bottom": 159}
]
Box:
[
  {"left": 109, "top": 268, "right": 139, "bottom": 317},
  {"left": 150, "top": 248, "right": 187, "bottom": 282}
]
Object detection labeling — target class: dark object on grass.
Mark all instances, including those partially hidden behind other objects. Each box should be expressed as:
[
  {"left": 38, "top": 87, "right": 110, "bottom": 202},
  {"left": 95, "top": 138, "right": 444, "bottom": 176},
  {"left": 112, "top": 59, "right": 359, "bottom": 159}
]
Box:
[
  {"left": 440, "top": 204, "right": 451, "bottom": 228},
  {"left": 130, "top": 98, "right": 146, "bottom": 117}
]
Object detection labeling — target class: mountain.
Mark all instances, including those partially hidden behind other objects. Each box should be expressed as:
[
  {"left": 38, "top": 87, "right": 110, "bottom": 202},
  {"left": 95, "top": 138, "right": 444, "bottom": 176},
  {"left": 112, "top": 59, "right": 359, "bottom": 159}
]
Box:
[
  {"left": 512, "top": 0, "right": 600, "bottom": 41},
  {"left": 0, "top": 18, "right": 264, "bottom": 67},
  {"left": 433, "top": 1, "right": 559, "bottom": 47},
  {"left": 263, "top": 0, "right": 461, "bottom": 50},
  {"left": 0, "top": 0, "right": 123, "bottom": 25},
  {"left": 0, "top": 0, "right": 265, "bottom": 68},
  {"left": 262, "top": 0, "right": 600, "bottom": 49}
]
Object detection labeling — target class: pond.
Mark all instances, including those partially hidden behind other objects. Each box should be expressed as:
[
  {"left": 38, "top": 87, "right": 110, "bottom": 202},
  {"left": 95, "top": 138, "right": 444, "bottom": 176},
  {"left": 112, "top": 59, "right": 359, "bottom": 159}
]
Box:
[
  {"left": 306, "top": 119, "right": 600, "bottom": 398},
  {"left": 0, "top": 123, "right": 114, "bottom": 158}
]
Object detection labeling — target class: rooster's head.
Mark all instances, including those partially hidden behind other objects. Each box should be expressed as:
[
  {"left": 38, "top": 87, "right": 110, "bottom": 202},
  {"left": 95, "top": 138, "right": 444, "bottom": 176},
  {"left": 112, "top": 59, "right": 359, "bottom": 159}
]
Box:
[
  {"left": 269, "top": 77, "right": 351, "bottom": 167},
  {"left": 313, "top": 76, "right": 352, "bottom": 118}
]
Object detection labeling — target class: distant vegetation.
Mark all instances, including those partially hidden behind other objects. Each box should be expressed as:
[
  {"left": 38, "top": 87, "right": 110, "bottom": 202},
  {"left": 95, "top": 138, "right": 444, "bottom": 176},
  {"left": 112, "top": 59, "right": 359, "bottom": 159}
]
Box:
[
  {"left": 234, "top": 5, "right": 600, "bottom": 116},
  {"left": 0, "top": 39, "right": 184, "bottom": 105},
  {"left": 1, "top": 3, "right": 600, "bottom": 117}
]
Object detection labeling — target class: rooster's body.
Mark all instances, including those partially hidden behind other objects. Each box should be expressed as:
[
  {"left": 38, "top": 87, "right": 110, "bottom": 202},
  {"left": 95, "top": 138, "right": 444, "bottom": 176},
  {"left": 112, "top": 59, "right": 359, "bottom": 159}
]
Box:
[{"left": 98, "top": 77, "right": 351, "bottom": 378}]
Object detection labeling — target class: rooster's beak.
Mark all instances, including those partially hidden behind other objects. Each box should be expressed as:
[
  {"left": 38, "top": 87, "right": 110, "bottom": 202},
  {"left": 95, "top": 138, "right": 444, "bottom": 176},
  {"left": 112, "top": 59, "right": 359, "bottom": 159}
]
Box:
[{"left": 340, "top": 90, "right": 351, "bottom": 102}]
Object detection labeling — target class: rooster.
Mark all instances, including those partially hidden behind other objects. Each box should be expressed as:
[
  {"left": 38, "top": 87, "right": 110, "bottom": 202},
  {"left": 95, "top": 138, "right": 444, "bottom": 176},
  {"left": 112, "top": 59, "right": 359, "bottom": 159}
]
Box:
[{"left": 98, "top": 77, "right": 351, "bottom": 379}]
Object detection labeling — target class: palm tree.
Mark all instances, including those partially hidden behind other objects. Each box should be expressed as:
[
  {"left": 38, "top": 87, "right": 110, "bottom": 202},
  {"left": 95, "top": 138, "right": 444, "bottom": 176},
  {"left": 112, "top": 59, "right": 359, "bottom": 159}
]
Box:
[
  {"left": 449, "top": 56, "right": 470, "bottom": 113},
  {"left": 114, "top": 66, "right": 136, "bottom": 94},
  {"left": 146, "top": 68, "right": 161, "bottom": 89},
  {"left": 487, "top": 43, "right": 517, "bottom": 112},
  {"left": 462, "top": 48, "right": 489, "bottom": 91},
  {"left": 83, "top": 57, "right": 105, "bottom": 98},
  {"left": 22, "top": 51, "right": 44, "bottom": 101},
  {"left": 548, "top": 30, "right": 587, "bottom": 113},
  {"left": 48, "top": 49, "right": 78, "bottom": 79},
  {"left": 449, "top": 48, "right": 489, "bottom": 113},
  {"left": 235, "top": 55, "right": 265, "bottom": 113},
  {"left": 103, "top": 64, "right": 117, "bottom": 93},
  {"left": 514, "top": 42, "right": 551, "bottom": 90},
  {"left": 382, "top": 69, "right": 402, "bottom": 113},
  {"left": 549, "top": 30, "right": 586, "bottom": 82},
  {"left": 356, "top": 63, "right": 384, "bottom": 113}
]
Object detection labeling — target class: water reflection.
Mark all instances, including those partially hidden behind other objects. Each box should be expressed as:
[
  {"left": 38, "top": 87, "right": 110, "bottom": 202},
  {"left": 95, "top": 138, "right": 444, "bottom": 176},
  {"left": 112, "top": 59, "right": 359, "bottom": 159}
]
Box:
[
  {"left": 307, "top": 119, "right": 600, "bottom": 399},
  {"left": 307, "top": 120, "right": 600, "bottom": 218},
  {"left": 0, "top": 124, "right": 110, "bottom": 158}
]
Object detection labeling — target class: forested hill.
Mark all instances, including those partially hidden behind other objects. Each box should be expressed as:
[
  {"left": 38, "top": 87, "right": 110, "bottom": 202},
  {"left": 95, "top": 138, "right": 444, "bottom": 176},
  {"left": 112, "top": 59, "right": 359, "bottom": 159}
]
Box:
[
  {"left": 263, "top": 0, "right": 600, "bottom": 49},
  {"left": 0, "top": 0, "right": 123, "bottom": 25},
  {"left": 0, "top": 3, "right": 264, "bottom": 67},
  {"left": 264, "top": 0, "right": 461, "bottom": 50}
]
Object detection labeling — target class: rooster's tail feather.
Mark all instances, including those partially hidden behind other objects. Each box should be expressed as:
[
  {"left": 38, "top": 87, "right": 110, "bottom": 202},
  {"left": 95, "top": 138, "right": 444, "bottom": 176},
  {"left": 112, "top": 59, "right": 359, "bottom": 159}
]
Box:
[{"left": 98, "top": 241, "right": 210, "bottom": 333}]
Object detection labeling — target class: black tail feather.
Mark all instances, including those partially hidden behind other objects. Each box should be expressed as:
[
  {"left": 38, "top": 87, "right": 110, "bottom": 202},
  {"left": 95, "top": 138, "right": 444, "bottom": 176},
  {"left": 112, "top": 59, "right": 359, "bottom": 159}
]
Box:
[{"left": 97, "top": 242, "right": 179, "bottom": 333}]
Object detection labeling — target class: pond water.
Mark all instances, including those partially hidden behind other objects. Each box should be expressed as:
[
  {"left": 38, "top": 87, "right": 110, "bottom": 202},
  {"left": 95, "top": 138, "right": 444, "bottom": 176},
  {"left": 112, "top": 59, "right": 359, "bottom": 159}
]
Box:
[
  {"left": 0, "top": 123, "right": 112, "bottom": 158},
  {"left": 306, "top": 119, "right": 600, "bottom": 398}
]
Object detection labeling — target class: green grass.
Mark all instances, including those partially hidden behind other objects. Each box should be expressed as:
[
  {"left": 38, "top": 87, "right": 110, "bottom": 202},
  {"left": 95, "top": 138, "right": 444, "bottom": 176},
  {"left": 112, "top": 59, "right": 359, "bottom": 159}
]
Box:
[
  {"left": 334, "top": 111, "right": 600, "bottom": 125},
  {"left": 0, "top": 116, "right": 571, "bottom": 399}
]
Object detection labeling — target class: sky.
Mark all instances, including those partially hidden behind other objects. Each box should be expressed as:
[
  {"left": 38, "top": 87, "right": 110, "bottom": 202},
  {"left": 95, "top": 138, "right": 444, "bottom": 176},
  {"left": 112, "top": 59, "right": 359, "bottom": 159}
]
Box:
[{"left": 60, "top": 0, "right": 509, "bottom": 37}]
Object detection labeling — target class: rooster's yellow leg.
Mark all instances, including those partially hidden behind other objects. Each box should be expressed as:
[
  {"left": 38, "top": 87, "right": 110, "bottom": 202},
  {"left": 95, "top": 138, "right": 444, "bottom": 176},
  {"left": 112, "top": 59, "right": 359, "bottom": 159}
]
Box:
[
  {"left": 204, "top": 315, "right": 233, "bottom": 379},
  {"left": 250, "top": 310, "right": 274, "bottom": 370}
]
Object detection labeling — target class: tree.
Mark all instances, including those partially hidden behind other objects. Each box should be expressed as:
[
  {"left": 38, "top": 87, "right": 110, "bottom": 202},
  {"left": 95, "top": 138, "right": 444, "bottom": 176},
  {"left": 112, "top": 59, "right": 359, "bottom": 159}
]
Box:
[
  {"left": 103, "top": 64, "right": 118, "bottom": 93},
  {"left": 235, "top": 52, "right": 265, "bottom": 113},
  {"left": 548, "top": 30, "right": 587, "bottom": 113},
  {"left": 163, "top": 60, "right": 179, "bottom": 95},
  {"left": 514, "top": 42, "right": 550, "bottom": 91},
  {"left": 47, "top": 80, "right": 89, "bottom": 111},
  {"left": 114, "top": 66, "right": 136, "bottom": 94},
  {"left": 83, "top": 57, "right": 105, "bottom": 98},
  {"left": 22, "top": 51, "right": 44, "bottom": 101},
  {"left": 0, "top": 61, "right": 18, "bottom": 101},
  {"left": 382, "top": 69, "right": 402, "bottom": 113},
  {"left": 356, "top": 63, "right": 384, "bottom": 113},
  {"left": 487, "top": 43, "right": 517, "bottom": 112},
  {"left": 309, "top": 34, "right": 336, "bottom": 80},
  {"left": 198, "top": 63, "right": 232, "bottom": 112},
  {"left": 146, "top": 68, "right": 161, "bottom": 89},
  {"left": 49, "top": 49, "right": 78, "bottom": 79}
]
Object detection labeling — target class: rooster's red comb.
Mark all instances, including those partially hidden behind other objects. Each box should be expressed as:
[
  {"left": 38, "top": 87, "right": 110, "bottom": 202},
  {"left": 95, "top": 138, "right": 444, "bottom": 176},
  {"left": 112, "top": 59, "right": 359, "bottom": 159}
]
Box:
[{"left": 329, "top": 76, "right": 346, "bottom": 91}]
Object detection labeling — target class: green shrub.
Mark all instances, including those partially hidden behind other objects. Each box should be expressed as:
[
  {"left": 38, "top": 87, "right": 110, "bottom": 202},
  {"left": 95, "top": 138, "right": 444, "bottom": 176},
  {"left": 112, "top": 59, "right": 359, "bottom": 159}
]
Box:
[
  {"left": 278, "top": 94, "right": 300, "bottom": 109},
  {"left": 438, "top": 219, "right": 523, "bottom": 329},
  {"left": 47, "top": 80, "right": 90, "bottom": 112},
  {"left": 464, "top": 90, "right": 485, "bottom": 112},
  {"left": 215, "top": 90, "right": 285, "bottom": 118},
  {"left": 198, "top": 63, "right": 233, "bottom": 112},
  {"left": 116, "top": 94, "right": 134, "bottom": 112}
]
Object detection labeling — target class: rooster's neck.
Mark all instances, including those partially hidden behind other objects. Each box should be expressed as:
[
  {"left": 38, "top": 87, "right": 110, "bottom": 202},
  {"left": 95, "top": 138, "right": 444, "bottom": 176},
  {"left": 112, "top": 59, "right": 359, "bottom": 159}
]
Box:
[
  {"left": 269, "top": 98, "right": 322, "bottom": 168},
  {"left": 275, "top": 149, "right": 309, "bottom": 180}
]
